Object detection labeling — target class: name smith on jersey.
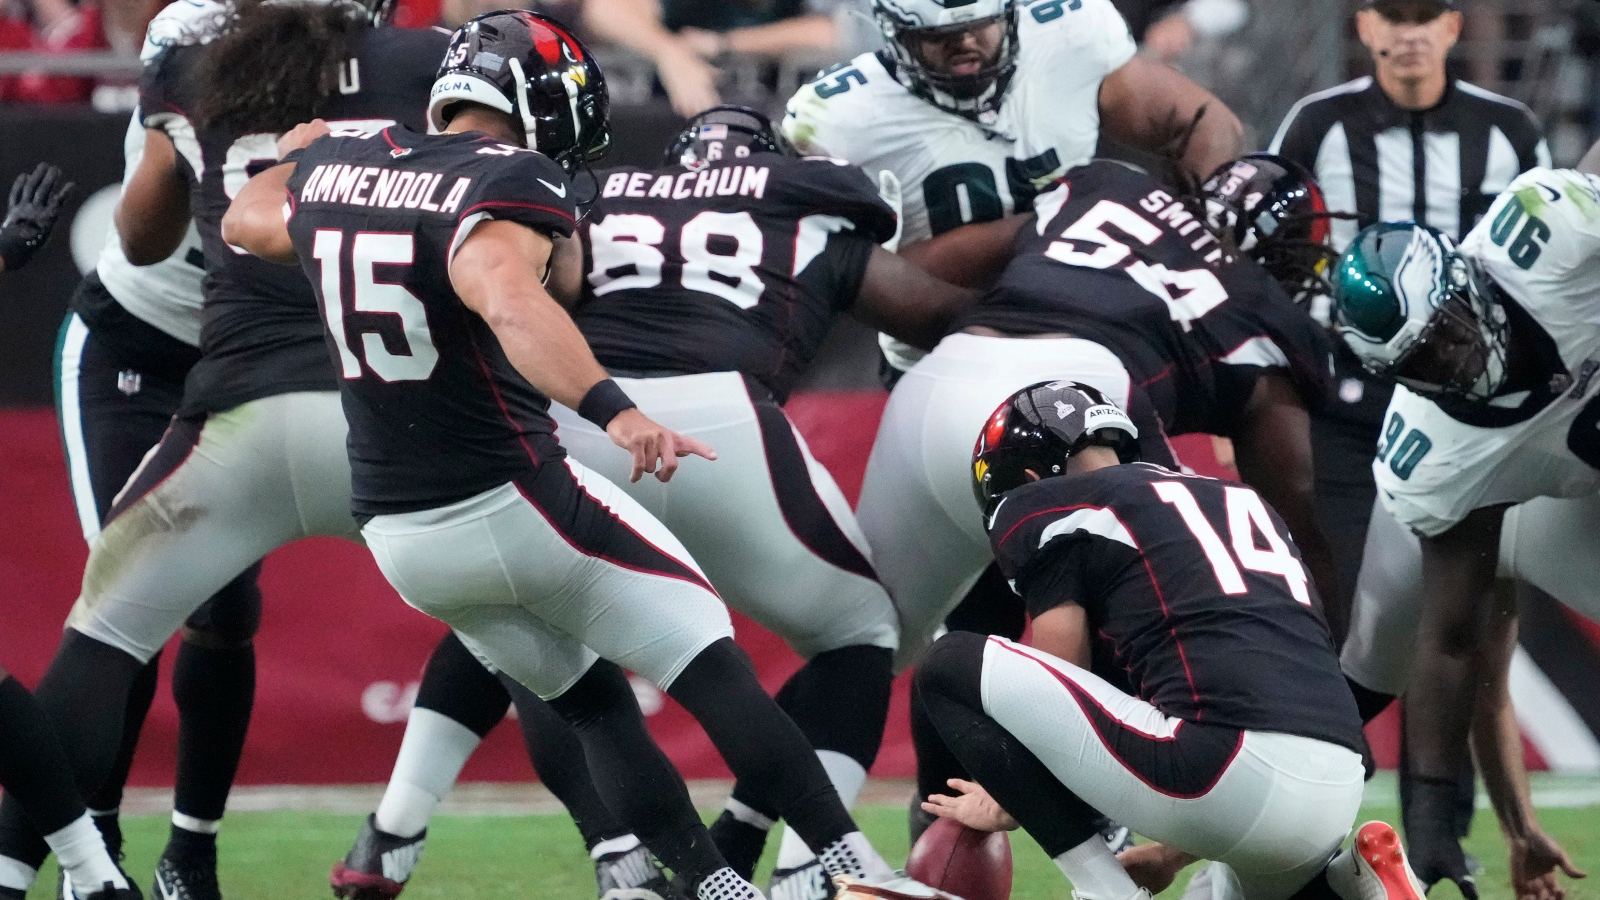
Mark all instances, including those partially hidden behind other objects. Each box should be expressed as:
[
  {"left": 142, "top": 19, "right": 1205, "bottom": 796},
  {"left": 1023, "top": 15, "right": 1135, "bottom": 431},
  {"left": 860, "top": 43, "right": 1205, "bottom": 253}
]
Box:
[{"left": 297, "top": 163, "right": 471, "bottom": 213}]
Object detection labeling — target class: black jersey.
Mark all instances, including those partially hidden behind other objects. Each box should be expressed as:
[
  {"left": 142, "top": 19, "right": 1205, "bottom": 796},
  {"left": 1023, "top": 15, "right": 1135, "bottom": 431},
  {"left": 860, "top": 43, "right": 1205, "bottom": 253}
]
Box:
[
  {"left": 572, "top": 155, "right": 897, "bottom": 400},
  {"left": 140, "top": 26, "right": 447, "bottom": 416},
  {"left": 955, "top": 161, "right": 1333, "bottom": 437},
  {"left": 284, "top": 126, "right": 576, "bottom": 516},
  {"left": 987, "top": 463, "right": 1363, "bottom": 752}
]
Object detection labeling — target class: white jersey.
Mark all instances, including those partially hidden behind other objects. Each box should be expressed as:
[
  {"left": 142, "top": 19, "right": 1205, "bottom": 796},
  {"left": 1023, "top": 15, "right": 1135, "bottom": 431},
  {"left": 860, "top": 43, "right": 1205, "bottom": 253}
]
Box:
[
  {"left": 92, "top": 0, "right": 223, "bottom": 349},
  {"left": 783, "top": 0, "right": 1134, "bottom": 245},
  {"left": 1375, "top": 168, "right": 1600, "bottom": 537}
]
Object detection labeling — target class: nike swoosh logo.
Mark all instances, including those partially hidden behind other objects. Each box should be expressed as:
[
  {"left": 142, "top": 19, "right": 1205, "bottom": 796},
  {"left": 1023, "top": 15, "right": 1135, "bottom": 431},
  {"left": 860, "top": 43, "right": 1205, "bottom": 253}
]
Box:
[
  {"left": 1538, "top": 182, "right": 1561, "bottom": 202},
  {"left": 537, "top": 178, "right": 567, "bottom": 198},
  {"left": 157, "top": 874, "right": 180, "bottom": 900}
]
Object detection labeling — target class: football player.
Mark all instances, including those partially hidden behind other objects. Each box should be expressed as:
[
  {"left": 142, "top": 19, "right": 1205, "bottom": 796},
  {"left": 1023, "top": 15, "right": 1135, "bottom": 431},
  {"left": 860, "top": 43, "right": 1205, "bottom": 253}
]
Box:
[
  {"left": 867, "top": 156, "right": 1338, "bottom": 667},
  {"left": 863, "top": 156, "right": 1342, "bottom": 836},
  {"left": 782, "top": 0, "right": 1243, "bottom": 378},
  {"left": 0, "top": 165, "right": 143, "bottom": 900},
  {"left": 44, "top": 0, "right": 275, "bottom": 890},
  {"left": 224, "top": 13, "right": 958, "bottom": 900},
  {"left": 1331, "top": 157, "right": 1600, "bottom": 898},
  {"left": 0, "top": 3, "right": 447, "bottom": 898},
  {"left": 335, "top": 105, "right": 976, "bottom": 900},
  {"left": 917, "top": 380, "right": 1418, "bottom": 900}
]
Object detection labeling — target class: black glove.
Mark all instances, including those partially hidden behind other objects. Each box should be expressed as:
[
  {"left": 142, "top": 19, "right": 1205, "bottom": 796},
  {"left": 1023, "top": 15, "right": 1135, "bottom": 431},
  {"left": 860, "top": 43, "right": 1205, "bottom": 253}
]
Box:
[
  {"left": 1404, "top": 778, "right": 1480, "bottom": 899},
  {"left": 0, "top": 163, "right": 74, "bottom": 273}
]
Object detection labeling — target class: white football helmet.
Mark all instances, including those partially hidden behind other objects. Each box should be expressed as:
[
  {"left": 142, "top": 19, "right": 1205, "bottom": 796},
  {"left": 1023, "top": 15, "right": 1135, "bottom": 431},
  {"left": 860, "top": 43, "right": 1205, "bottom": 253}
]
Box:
[{"left": 872, "top": 0, "right": 1019, "bottom": 121}]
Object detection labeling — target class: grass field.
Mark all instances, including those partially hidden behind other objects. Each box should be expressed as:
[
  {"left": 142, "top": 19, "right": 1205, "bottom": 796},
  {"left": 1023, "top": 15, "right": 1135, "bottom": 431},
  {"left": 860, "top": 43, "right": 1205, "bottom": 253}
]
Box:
[{"left": 28, "top": 781, "right": 1600, "bottom": 900}]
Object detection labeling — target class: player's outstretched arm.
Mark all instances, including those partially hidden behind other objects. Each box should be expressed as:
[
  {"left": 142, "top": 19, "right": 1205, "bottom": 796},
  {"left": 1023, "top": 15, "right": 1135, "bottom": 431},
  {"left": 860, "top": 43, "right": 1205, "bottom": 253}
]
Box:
[
  {"left": 451, "top": 219, "right": 716, "bottom": 483},
  {"left": 1470, "top": 586, "right": 1587, "bottom": 900},
  {"left": 0, "top": 163, "right": 73, "bottom": 274},
  {"left": 1403, "top": 505, "right": 1512, "bottom": 900},
  {"left": 1099, "top": 56, "right": 1244, "bottom": 181},
  {"left": 851, "top": 245, "right": 976, "bottom": 350},
  {"left": 898, "top": 214, "right": 1030, "bottom": 290},
  {"left": 116, "top": 128, "right": 191, "bottom": 266},
  {"left": 1230, "top": 374, "right": 1343, "bottom": 641},
  {"left": 223, "top": 120, "right": 330, "bottom": 265}
]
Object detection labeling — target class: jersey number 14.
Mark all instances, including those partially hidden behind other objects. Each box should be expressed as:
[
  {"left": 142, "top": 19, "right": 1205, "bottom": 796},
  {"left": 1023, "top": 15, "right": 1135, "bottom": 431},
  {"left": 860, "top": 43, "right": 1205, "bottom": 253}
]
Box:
[{"left": 1152, "top": 480, "right": 1311, "bottom": 605}]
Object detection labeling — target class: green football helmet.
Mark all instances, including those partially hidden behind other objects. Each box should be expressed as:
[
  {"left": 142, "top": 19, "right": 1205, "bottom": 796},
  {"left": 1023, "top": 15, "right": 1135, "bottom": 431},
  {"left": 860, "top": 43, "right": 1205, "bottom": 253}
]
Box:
[{"left": 1332, "top": 222, "right": 1509, "bottom": 401}]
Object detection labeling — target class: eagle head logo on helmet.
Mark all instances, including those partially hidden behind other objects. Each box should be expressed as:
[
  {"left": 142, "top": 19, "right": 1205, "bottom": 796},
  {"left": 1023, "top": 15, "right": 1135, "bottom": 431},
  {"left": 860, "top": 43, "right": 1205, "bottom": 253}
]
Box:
[
  {"left": 970, "top": 381, "right": 1140, "bottom": 517},
  {"left": 427, "top": 10, "right": 611, "bottom": 174}
]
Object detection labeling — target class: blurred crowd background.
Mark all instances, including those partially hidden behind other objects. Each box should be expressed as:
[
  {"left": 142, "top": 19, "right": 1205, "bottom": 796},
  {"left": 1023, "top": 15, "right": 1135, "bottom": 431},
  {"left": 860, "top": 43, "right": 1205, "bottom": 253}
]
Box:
[{"left": 0, "top": 0, "right": 1594, "bottom": 164}]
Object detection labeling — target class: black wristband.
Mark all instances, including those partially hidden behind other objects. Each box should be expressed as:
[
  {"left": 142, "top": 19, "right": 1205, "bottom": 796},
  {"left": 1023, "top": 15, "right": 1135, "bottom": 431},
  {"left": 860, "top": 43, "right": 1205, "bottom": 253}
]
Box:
[{"left": 578, "top": 379, "right": 637, "bottom": 429}]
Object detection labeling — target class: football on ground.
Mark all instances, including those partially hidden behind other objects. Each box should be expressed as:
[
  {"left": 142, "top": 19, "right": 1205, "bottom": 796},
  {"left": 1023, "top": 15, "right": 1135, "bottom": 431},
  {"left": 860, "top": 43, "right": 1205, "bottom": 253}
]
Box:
[{"left": 907, "top": 816, "right": 1013, "bottom": 900}]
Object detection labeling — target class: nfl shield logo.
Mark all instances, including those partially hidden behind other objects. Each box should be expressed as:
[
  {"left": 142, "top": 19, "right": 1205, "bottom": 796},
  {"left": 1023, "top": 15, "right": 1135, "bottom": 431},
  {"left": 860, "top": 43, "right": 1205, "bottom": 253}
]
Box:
[{"left": 117, "top": 370, "right": 142, "bottom": 397}]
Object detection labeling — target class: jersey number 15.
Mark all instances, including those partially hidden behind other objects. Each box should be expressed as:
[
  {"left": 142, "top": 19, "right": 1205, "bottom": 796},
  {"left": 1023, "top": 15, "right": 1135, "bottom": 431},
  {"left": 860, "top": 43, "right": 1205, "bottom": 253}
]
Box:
[{"left": 311, "top": 230, "right": 439, "bottom": 382}]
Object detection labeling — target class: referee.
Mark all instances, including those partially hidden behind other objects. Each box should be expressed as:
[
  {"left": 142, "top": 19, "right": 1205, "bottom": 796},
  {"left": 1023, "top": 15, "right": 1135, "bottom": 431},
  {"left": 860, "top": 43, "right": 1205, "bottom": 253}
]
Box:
[
  {"left": 1269, "top": 0, "right": 1547, "bottom": 638},
  {"left": 1269, "top": 0, "right": 1547, "bottom": 890}
]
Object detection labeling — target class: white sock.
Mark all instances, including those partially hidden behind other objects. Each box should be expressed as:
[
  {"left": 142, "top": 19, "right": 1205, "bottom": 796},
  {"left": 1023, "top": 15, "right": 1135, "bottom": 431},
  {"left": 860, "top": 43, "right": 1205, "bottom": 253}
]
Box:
[
  {"left": 696, "top": 866, "right": 763, "bottom": 900},
  {"left": 172, "top": 812, "right": 221, "bottom": 835},
  {"left": 45, "top": 813, "right": 128, "bottom": 896},
  {"left": 723, "top": 798, "right": 776, "bottom": 831},
  {"left": 0, "top": 854, "right": 38, "bottom": 893},
  {"left": 1054, "top": 835, "right": 1143, "bottom": 900},
  {"left": 774, "top": 750, "right": 867, "bottom": 869},
  {"left": 818, "top": 831, "right": 894, "bottom": 883},
  {"left": 589, "top": 833, "right": 642, "bottom": 861},
  {"left": 374, "top": 707, "right": 483, "bottom": 838}
]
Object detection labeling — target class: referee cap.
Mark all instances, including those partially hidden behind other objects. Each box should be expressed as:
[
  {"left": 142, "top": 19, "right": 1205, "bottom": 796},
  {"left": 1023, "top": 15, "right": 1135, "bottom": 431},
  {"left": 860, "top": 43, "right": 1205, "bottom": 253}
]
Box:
[{"left": 1361, "top": 0, "right": 1455, "bottom": 15}]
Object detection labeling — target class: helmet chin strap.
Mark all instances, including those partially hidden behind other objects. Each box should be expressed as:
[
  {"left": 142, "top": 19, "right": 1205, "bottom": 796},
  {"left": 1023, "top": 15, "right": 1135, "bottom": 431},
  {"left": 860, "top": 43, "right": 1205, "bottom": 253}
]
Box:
[{"left": 507, "top": 56, "right": 542, "bottom": 151}]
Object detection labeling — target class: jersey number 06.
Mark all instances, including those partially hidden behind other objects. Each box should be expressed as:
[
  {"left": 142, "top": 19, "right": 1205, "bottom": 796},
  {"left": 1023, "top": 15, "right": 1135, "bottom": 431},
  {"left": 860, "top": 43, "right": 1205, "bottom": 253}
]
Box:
[{"left": 311, "top": 229, "right": 439, "bottom": 382}]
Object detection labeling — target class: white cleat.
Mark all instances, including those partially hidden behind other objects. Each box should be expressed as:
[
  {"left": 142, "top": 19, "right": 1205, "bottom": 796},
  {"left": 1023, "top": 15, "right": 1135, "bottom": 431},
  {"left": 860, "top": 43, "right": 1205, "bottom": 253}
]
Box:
[{"left": 1325, "top": 822, "right": 1426, "bottom": 900}]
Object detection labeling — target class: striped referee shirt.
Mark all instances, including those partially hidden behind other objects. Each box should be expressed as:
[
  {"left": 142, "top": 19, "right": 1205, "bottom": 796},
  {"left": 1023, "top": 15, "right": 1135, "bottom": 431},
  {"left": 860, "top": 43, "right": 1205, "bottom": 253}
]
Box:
[{"left": 1270, "top": 76, "right": 1550, "bottom": 253}]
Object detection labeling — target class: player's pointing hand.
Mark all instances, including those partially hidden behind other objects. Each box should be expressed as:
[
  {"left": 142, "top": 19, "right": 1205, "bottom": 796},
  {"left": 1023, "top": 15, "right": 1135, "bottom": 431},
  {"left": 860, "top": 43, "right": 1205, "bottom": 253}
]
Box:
[{"left": 605, "top": 408, "right": 717, "bottom": 483}]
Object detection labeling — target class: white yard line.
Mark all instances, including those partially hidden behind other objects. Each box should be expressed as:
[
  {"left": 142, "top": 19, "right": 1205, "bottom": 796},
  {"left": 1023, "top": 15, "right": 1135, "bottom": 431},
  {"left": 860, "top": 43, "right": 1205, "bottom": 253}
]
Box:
[{"left": 116, "top": 776, "right": 1600, "bottom": 817}]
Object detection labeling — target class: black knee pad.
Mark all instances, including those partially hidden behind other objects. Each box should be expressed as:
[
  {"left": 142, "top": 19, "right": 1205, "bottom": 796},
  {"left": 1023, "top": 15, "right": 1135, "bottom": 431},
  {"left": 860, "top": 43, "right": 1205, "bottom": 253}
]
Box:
[
  {"left": 183, "top": 564, "right": 263, "bottom": 646},
  {"left": 915, "top": 631, "right": 987, "bottom": 712},
  {"left": 414, "top": 633, "right": 512, "bottom": 738}
]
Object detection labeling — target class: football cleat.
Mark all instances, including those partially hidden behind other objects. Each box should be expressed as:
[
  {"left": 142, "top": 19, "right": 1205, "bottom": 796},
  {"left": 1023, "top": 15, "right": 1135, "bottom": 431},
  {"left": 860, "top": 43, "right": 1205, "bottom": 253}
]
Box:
[
  {"left": 1325, "top": 821, "right": 1426, "bottom": 900},
  {"left": 769, "top": 860, "right": 832, "bottom": 900},
  {"left": 831, "top": 872, "right": 966, "bottom": 900},
  {"left": 595, "top": 844, "right": 689, "bottom": 900},
  {"left": 1098, "top": 821, "right": 1134, "bottom": 855},
  {"left": 152, "top": 853, "right": 219, "bottom": 900},
  {"left": 330, "top": 815, "right": 425, "bottom": 900}
]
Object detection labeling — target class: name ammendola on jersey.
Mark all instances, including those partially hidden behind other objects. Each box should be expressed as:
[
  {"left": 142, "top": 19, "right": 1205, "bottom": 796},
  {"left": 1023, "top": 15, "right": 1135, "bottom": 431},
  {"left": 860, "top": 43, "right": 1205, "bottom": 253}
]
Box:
[{"left": 296, "top": 163, "right": 472, "bottom": 212}]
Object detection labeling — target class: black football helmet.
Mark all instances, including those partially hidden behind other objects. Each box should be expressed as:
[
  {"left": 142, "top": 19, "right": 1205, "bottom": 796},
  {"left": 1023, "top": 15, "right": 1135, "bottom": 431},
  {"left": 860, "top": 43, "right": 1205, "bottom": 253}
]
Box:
[
  {"left": 971, "top": 381, "right": 1140, "bottom": 516},
  {"left": 427, "top": 10, "right": 610, "bottom": 173},
  {"left": 664, "top": 105, "right": 794, "bottom": 168},
  {"left": 1203, "top": 153, "right": 1340, "bottom": 303}
]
